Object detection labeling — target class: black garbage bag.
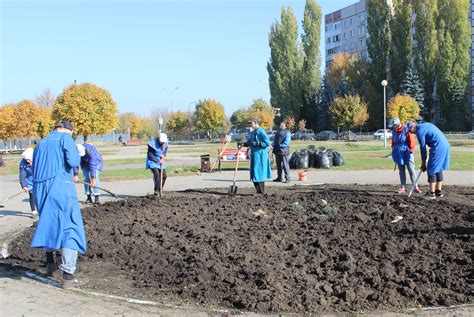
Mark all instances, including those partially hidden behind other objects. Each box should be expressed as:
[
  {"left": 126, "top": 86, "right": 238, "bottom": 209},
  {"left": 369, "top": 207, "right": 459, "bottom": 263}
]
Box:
[
  {"left": 313, "top": 149, "right": 322, "bottom": 168},
  {"left": 307, "top": 144, "right": 316, "bottom": 150},
  {"left": 307, "top": 149, "right": 316, "bottom": 168},
  {"left": 317, "top": 151, "right": 332, "bottom": 169},
  {"left": 333, "top": 150, "right": 345, "bottom": 166},
  {"left": 289, "top": 150, "right": 309, "bottom": 169}
]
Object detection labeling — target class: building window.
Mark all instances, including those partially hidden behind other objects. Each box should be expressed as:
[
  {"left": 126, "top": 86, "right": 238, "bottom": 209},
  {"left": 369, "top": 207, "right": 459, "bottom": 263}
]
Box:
[
  {"left": 351, "top": 42, "right": 355, "bottom": 50},
  {"left": 344, "top": 32, "right": 346, "bottom": 39},
  {"left": 359, "top": 26, "right": 364, "bottom": 35},
  {"left": 333, "top": 35, "right": 340, "bottom": 42},
  {"left": 327, "top": 37, "right": 331, "bottom": 43},
  {"left": 344, "top": 20, "right": 346, "bottom": 27},
  {"left": 360, "top": 39, "right": 364, "bottom": 47},
  {"left": 335, "top": 23, "right": 338, "bottom": 30},
  {"left": 350, "top": 30, "right": 354, "bottom": 37},
  {"left": 350, "top": 18, "right": 353, "bottom": 25},
  {"left": 325, "top": 26, "right": 328, "bottom": 32}
]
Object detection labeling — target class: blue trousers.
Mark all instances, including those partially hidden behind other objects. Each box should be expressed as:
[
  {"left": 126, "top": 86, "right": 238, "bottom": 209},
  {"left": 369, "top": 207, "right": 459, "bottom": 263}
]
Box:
[
  {"left": 43, "top": 247, "right": 78, "bottom": 274},
  {"left": 82, "top": 166, "right": 100, "bottom": 196},
  {"left": 398, "top": 152, "right": 417, "bottom": 188}
]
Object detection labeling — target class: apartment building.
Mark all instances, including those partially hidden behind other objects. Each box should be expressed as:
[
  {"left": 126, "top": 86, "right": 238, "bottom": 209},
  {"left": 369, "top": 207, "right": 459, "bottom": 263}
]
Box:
[{"left": 324, "top": 0, "right": 374, "bottom": 66}]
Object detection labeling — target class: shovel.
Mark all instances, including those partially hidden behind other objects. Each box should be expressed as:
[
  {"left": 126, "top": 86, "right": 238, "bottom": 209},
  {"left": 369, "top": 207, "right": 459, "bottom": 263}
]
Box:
[
  {"left": 67, "top": 180, "right": 119, "bottom": 198},
  {"left": 159, "top": 159, "right": 165, "bottom": 198},
  {"left": 228, "top": 146, "right": 242, "bottom": 196},
  {"left": 0, "top": 190, "right": 26, "bottom": 208},
  {"left": 408, "top": 169, "right": 423, "bottom": 198}
]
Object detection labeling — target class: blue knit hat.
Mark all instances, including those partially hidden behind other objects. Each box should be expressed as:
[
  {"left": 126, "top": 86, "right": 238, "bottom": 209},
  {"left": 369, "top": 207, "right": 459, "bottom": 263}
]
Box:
[{"left": 406, "top": 122, "right": 416, "bottom": 130}]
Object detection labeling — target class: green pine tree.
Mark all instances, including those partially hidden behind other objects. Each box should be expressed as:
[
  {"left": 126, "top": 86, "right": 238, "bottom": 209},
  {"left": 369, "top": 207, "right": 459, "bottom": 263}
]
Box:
[
  {"left": 389, "top": 0, "right": 412, "bottom": 94},
  {"left": 400, "top": 60, "right": 425, "bottom": 112},
  {"left": 300, "top": 0, "right": 322, "bottom": 129},
  {"left": 316, "top": 75, "right": 334, "bottom": 132},
  {"left": 366, "top": 0, "right": 392, "bottom": 129}
]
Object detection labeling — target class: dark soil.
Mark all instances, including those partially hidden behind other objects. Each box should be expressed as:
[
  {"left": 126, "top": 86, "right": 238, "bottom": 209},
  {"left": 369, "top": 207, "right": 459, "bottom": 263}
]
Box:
[{"left": 2, "top": 185, "right": 473, "bottom": 314}]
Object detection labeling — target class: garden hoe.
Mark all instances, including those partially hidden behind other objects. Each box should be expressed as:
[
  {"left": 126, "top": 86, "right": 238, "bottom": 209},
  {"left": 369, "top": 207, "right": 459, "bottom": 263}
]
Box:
[
  {"left": 67, "top": 180, "right": 119, "bottom": 198},
  {"left": 228, "top": 145, "right": 242, "bottom": 196},
  {"left": 408, "top": 169, "right": 423, "bottom": 198},
  {"left": 0, "top": 190, "right": 26, "bottom": 208}
]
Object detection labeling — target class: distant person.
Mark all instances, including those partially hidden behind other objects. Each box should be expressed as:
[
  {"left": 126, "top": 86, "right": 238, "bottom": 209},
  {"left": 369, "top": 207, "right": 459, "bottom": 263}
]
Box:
[
  {"left": 389, "top": 117, "right": 421, "bottom": 194},
  {"left": 19, "top": 148, "right": 37, "bottom": 218},
  {"left": 0, "top": 154, "right": 5, "bottom": 167},
  {"left": 272, "top": 121, "right": 291, "bottom": 183},
  {"left": 73, "top": 143, "right": 104, "bottom": 204},
  {"left": 118, "top": 135, "right": 124, "bottom": 145},
  {"left": 31, "top": 120, "right": 88, "bottom": 288},
  {"left": 407, "top": 122, "right": 450, "bottom": 199},
  {"left": 146, "top": 133, "right": 168, "bottom": 196},
  {"left": 238, "top": 118, "right": 272, "bottom": 195}
]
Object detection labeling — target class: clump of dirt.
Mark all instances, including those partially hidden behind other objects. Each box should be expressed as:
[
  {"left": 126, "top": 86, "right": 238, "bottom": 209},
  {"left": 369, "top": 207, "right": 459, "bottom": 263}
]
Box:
[{"left": 2, "top": 185, "right": 473, "bottom": 314}]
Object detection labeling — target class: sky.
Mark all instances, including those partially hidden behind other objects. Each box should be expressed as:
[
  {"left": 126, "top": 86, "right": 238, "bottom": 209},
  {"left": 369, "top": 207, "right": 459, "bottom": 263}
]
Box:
[{"left": 1, "top": 0, "right": 356, "bottom": 116}]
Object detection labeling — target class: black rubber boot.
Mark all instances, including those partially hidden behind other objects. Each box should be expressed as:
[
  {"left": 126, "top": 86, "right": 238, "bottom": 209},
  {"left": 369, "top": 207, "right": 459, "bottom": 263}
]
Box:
[
  {"left": 85, "top": 195, "right": 92, "bottom": 204},
  {"left": 94, "top": 195, "right": 100, "bottom": 205},
  {"left": 46, "top": 252, "right": 58, "bottom": 276}
]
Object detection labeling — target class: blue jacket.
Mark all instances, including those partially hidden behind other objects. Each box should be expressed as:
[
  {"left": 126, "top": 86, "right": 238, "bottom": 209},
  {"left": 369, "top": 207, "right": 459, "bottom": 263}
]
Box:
[
  {"left": 416, "top": 123, "right": 450, "bottom": 175},
  {"left": 73, "top": 143, "right": 103, "bottom": 177},
  {"left": 391, "top": 125, "right": 411, "bottom": 166},
  {"left": 19, "top": 159, "right": 33, "bottom": 190},
  {"left": 146, "top": 138, "right": 168, "bottom": 170},
  {"left": 272, "top": 129, "right": 291, "bottom": 155},
  {"left": 245, "top": 127, "right": 272, "bottom": 182},
  {"left": 31, "top": 131, "right": 87, "bottom": 254}
]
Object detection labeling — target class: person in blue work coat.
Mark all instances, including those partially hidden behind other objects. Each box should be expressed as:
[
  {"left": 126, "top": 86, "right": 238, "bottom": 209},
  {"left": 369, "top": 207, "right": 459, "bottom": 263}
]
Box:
[
  {"left": 389, "top": 117, "right": 421, "bottom": 194},
  {"left": 407, "top": 121, "right": 450, "bottom": 199},
  {"left": 74, "top": 143, "right": 104, "bottom": 204},
  {"left": 272, "top": 121, "right": 292, "bottom": 183},
  {"left": 238, "top": 117, "right": 272, "bottom": 195},
  {"left": 146, "top": 133, "right": 168, "bottom": 196},
  {"left": 31, "top": 120, "right": 88, "bottom": 288},
  {"left": 19, "top": 147, "right": 37, "bottom": 218}
]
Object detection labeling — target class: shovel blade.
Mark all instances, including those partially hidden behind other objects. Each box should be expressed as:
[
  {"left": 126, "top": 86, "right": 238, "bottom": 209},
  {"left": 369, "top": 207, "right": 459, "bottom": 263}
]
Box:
[{"left": 228, "top": 185, "right": 238, "bottom": 196}]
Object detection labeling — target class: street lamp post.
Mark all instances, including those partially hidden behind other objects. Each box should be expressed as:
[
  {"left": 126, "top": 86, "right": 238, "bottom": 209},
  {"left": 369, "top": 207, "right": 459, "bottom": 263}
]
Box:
[
  {"left": 170, "top": 86, "right": 179, "bottom": 113},
  {"left": 381, "top": 80, "right": 388, "bottom": 148}
]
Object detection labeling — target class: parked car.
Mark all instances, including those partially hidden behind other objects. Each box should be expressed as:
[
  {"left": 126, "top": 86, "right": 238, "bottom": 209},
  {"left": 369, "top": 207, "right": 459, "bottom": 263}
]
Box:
[
  {"left": 316, "top": 131, "right": 337, "bottom": 141},
  {"left": 373, "top": 129, "right": 392, "bottom": 140},
  {"left": 292, "top": 130, "right": 315, "bottom": 141}
]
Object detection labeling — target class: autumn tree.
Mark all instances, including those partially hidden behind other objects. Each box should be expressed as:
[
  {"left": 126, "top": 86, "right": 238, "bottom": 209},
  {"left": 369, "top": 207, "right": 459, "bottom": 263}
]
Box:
[
  {"left": 248, "top": 99, "right": 275, "bottom": 130},
  {"left": 52, "top": 83, "right": 119, "bottom": 141},
  {"left": 35, "top": 106, "right": 53, "bottom": 138},
  {"left": 167, "top": 111, "right": 192, "bottom": 140},
  {"left": 14, "top": 100, "right": 47, "bottom": 139},
  {"left": 0, "top": 105, "right": 16, "bottom": 147},
  {"left": 118, "top": 112, "right": 136, "bottom": 134},
  {"left": 230, "top": 109, "right": 250, "bottom": 130},
  {"left": 285, "top": 116, "right": 296, "bottom": 132},
  {"left": 193, "top": 99, "right": 229, "bottom": 137},
  {"left": 129, "top": 116, "right": 142, "bottom": 138},
  {"left": 298, "top": 119, "right": 307, "bottom": 131},
  {"left": 329, "top": 95, "right": 369, "bottom": 132},
  {"left": 387, "top": 94, "right": 420, "bottom": 124}
]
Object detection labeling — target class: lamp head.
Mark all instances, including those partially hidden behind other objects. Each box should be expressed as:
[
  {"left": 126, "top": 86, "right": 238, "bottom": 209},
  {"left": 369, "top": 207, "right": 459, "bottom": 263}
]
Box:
[{"left": 381, "top": 80, "right": 388, "bottom": 87}]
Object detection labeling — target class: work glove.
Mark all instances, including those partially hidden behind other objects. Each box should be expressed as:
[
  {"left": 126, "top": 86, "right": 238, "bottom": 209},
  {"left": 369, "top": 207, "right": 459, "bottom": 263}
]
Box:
[{"left": 237, "top": 142, "right": 243, "bottom": 148}]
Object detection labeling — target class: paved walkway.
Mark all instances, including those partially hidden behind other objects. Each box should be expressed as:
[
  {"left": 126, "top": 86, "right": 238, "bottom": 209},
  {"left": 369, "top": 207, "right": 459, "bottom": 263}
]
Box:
[{"left": 1, "top": 170, "right": 473, "bottom": 316}]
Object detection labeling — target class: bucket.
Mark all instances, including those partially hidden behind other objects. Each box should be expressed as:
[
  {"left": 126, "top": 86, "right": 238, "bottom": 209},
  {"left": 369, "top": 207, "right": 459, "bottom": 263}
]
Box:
[{"left": 297, "top": 170, "right": 308, "bottom": 181}]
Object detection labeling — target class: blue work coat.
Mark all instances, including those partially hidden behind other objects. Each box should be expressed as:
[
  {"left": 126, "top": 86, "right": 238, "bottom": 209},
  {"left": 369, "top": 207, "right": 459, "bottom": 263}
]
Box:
[
  {"left": 415, "top": 123, "right": 450, "bottom": 175},
  {"left": 391, "top": 125, "right": 411, "bottom": 166},
  {"left": 19, "top": 159, "right": 33, "bottom": 190},
  {"left": 245, "top": 127, "right": 272, "bottom": 182},
  {"left": 31, "top": 131, "right": 87, "bottom": 254},
  {"left": 146, "top": 138, "right": 168, "bottom": 170},
  {"left": 73, "top": 143, "right": 103, "bottom": 177}
]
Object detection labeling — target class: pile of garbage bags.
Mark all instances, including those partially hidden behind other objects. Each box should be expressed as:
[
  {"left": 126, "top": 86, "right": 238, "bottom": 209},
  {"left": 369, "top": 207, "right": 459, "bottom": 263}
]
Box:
[{"left": 289, "top": 146, "right": 344, "bottom": 169}]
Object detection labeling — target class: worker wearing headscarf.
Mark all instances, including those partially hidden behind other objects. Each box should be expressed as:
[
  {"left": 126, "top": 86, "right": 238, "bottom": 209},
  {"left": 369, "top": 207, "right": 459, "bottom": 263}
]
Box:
[
  {"left": 407, "top": 122, "right": 450, "bottom": 199},
  {"left": 146, "top": 132, "right": 169, "bottom": 196},
  {"left": 19, "top": 147, "right": 37, "bottom": 217},
  {"left": 389, "top": 118, "right": 421, "bottom": 194},
  {"left": 31, "top": 120, "right": 88, "bottom": 288},
  {"left": 239, "top": 117, "right": 272, "bottom": 195}
]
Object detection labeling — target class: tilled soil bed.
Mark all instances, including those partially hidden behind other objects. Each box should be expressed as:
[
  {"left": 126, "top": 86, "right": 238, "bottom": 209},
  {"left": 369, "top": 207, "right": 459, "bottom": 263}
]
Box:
[{"left": 2, "top": 184, "right": 473, "bottom": 314}]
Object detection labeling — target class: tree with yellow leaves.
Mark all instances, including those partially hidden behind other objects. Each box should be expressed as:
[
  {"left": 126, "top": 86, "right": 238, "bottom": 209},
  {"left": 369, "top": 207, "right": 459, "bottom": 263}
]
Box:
[
  {"left": 129, "top": 116, "right": 142, "bottom": 138},
  {"left": 34, "top": 106, "right": 53, "bottom": 138},
  {"left": 0, "top": 105, "right": 16, "bottom": 146},
  {"left": 248, "top": 99, "right": 275, "bottom": 130},
  {"left": 53, "top": 83, "right": 118, "bottom": 141},
  {"left": 193, "top": 99, "right": 229, "bottom": 137},
  {"left": 167, "top": 111, "right": 192, "bottom": 140},
  {"left": 387, "top": 94, "right": 420, "bottom": 124}
]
